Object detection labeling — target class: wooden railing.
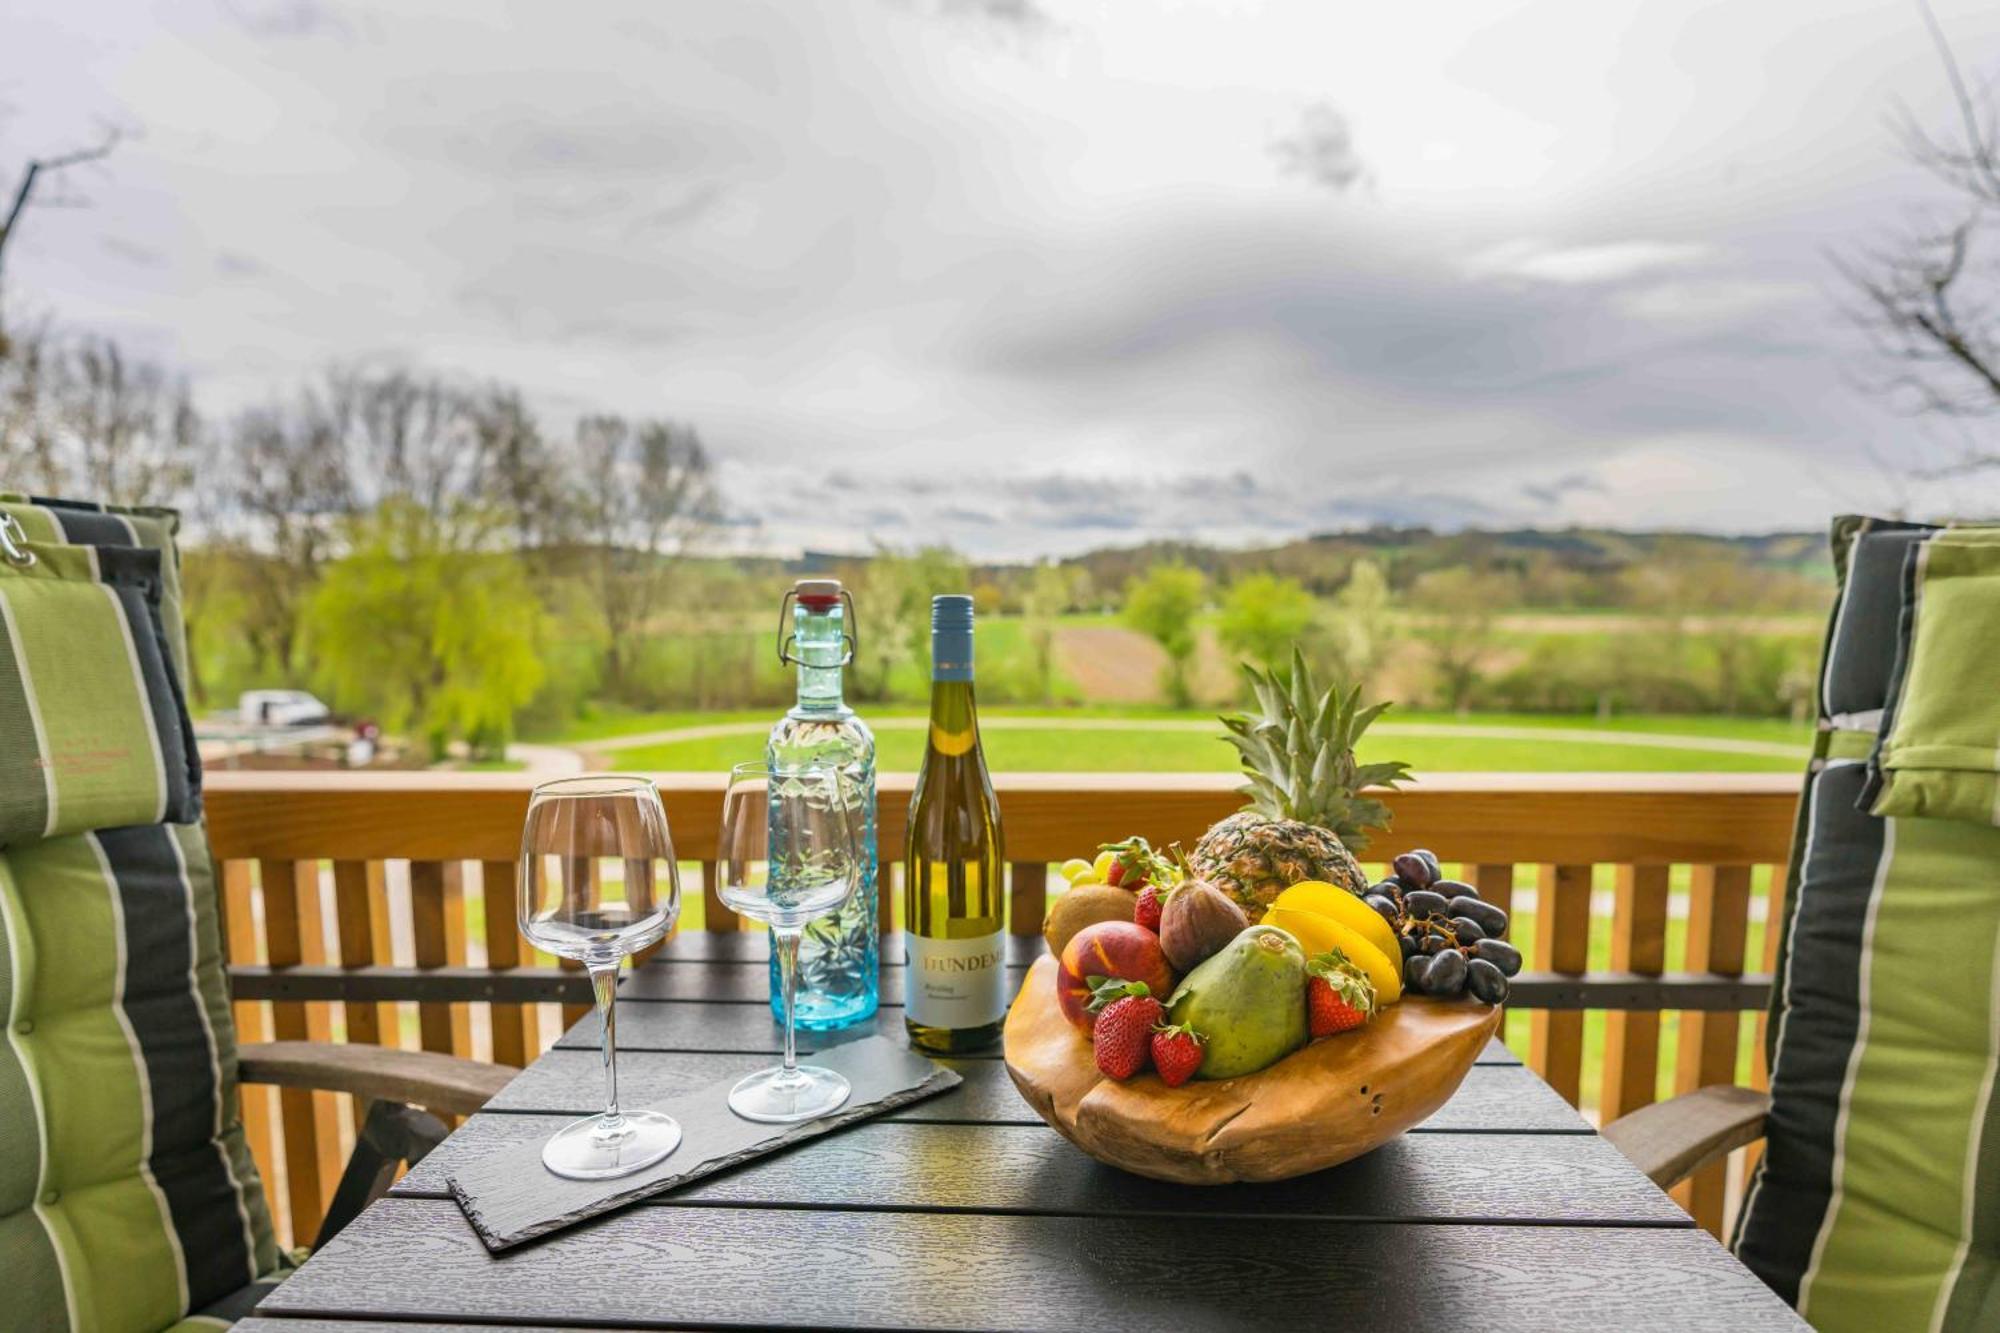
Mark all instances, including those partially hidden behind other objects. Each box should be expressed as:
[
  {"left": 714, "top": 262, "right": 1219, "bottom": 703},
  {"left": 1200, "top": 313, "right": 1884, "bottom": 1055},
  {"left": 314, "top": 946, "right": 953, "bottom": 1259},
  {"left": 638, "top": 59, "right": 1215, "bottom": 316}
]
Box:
[{"left": 206, "top": 770, "right": 1801, "bottom": 1246}]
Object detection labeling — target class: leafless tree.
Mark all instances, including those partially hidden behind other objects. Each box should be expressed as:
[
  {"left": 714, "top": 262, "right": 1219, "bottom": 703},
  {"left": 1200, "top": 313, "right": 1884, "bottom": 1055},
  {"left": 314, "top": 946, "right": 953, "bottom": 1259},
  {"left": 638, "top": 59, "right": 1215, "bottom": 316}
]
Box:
[
  {"left": 0, "top": 324, "right": 201, "bottom": 506},
  {"left": 1838, "top": 2, "right": 2000, "bottom": 473},
  {"left": 569, "top": 416, "right": 719, "bottom": 689},
  {"left": 214, "top": 393, "right": 354, "bottom": 676},
  {"left": 0, "top": 129, "right": 121, "bottom": 349}
]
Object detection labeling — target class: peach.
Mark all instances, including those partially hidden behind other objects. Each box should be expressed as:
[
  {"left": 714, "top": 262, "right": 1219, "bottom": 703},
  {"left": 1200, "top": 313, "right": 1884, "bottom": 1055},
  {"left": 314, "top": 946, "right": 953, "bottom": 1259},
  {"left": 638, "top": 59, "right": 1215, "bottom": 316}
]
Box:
[{"left": 1056, "top": 921, "right": 1175, "bottom": 1029}]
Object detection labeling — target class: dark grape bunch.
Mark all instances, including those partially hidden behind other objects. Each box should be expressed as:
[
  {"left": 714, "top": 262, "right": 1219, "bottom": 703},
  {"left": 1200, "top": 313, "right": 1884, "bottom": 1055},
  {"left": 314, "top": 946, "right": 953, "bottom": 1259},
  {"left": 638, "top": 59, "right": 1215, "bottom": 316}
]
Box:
[{"left": 1359, "top": 848, "right": 1523, "bottom": 1004}]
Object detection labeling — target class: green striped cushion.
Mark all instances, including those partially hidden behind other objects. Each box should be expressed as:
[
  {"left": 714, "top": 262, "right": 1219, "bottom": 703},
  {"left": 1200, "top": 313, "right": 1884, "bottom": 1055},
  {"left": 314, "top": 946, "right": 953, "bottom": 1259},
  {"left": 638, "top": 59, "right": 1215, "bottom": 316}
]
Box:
[
  {"left": 0, "top": 827, "right": 280, "bottom": 1330},
  {"left": 0, "top": 498, "right": 281, "bottom": 1331},
  {"left": 2, "top": 496, "right": 189, "bottom": 685},
  {"left": 0, "top": 542, "right": 200, "bottom": 845},
  {"left": 1735, "top": 516, "right": 2000, "bottom": 1331},
  {"left": 1866, "top": 530, "right": 2000, "bottom": 826}
]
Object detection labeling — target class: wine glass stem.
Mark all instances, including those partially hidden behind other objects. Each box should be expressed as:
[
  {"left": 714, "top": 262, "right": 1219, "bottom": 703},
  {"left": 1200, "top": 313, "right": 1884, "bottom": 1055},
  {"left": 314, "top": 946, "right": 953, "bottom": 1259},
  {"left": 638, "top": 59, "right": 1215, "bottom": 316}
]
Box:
[
  {"left": 774, "top": 926, "right": 803, "bottom": 1077},
  {"left": 590, "top": 961, "right": 624, "bottom": 1132}
]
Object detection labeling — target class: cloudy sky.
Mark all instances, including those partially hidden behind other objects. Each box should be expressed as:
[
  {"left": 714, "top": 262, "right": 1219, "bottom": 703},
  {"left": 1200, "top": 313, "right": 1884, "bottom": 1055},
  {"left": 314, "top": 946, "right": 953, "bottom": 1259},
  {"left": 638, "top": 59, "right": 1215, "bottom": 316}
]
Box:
[{"left": 6, "top": 0, "right": 2000, "bottom": 557}]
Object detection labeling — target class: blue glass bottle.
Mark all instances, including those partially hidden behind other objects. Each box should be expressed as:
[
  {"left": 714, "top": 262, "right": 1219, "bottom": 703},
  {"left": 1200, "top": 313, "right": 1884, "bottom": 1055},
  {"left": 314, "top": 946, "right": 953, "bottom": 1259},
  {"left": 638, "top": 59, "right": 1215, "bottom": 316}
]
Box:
[{"left": 766, "top": 579, "right": 879, "bottom": 1028}]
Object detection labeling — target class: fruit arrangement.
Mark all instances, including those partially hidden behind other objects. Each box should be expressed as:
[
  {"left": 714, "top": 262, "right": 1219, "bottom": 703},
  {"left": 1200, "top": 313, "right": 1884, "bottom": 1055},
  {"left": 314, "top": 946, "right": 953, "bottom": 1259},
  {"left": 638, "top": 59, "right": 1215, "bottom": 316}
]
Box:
[
  {"left": 1035, "top": 658, "right": 1517, "bottom": 1088},
  {"left": 1361, "top": 849, "right": 1523, "bottom": 1005},
  {"left": 1006, "top": 658, "right": 1507, "bottom": 1182}
]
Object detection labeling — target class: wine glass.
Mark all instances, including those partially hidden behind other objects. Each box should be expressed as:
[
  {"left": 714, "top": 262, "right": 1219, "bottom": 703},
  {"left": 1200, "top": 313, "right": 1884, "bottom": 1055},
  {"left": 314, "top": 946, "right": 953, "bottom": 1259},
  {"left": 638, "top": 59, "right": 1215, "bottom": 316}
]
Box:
[
  {"left": 716, "top": 761, "right": 863, "bottom": 1122},
  {"left": 518, "top": 775, "right": 683, "bottom": 1178}
]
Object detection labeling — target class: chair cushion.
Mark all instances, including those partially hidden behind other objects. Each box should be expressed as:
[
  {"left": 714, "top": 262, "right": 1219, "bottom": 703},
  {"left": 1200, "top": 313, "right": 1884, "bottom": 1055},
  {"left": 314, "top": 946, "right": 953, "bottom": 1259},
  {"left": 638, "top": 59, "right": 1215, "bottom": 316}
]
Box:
[
  {"left": 0, "top": 541, "right": 200, "bottom": 845},
  {"left": 2, "top": 495, "right": 190, "bottom": 684},
  {"left": 0, "top": 501, "right": 279, "bottom": 1332},
  {"left": 1865, "top": 529, "right": 2000, "bottom": 826},
  {"left": 1735, "top": 516, "right": 2000, "bottom": 1333}
]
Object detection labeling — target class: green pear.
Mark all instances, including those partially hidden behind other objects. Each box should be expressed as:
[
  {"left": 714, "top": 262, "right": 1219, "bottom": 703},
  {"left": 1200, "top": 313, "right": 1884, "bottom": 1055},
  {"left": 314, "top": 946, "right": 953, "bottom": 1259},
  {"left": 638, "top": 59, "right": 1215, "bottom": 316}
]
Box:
[{"left": 1166, "top": 924, "right": 1308, "bottom": 1079}]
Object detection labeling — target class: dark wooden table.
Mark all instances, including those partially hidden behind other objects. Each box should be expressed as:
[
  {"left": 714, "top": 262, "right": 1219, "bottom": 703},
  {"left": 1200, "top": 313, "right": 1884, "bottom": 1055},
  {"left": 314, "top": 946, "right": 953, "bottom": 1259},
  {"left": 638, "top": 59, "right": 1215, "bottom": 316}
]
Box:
[{"left": 240, "top": 932, "right": 1807, "bottom": 1332}]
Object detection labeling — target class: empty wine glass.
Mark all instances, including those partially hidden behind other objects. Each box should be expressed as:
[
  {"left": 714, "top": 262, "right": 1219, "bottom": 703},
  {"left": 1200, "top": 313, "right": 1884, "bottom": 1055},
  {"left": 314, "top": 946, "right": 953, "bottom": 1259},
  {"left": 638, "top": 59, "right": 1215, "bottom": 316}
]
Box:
[
  {"left": 518, "top": 775, "right": 682, "bottom": 1178},
  {"left": 716, "top": 761, "right": 863, "bottom": 1122}
]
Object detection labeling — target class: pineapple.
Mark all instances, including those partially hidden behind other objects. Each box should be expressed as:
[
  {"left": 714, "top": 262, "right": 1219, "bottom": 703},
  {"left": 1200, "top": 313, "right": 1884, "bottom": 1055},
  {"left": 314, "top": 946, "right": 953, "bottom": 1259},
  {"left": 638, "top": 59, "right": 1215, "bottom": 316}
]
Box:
[{"left": 1190, "top": 647, "right": 1412, "bottom": 913}]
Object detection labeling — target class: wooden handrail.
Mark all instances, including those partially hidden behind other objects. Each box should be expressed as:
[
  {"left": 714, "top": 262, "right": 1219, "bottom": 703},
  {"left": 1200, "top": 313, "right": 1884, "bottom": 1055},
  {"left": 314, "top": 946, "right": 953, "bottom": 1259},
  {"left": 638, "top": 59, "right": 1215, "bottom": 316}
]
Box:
[{"left": 204, "top": 770, "right": 1802, "bottom": 866}]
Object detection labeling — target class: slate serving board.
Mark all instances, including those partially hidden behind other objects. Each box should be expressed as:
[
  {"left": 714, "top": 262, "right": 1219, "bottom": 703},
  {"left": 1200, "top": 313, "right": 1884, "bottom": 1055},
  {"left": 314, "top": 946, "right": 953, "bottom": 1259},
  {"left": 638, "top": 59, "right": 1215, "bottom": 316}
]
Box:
[{"left": 448, "top": 1036, "right": 960, "bottom": 1251}]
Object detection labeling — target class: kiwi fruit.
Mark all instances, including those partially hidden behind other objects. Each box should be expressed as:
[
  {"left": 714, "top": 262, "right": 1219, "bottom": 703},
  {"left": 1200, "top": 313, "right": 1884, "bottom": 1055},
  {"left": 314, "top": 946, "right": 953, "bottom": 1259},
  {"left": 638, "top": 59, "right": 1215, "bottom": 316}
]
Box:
[{"left": 1042, "top": 883, "right": 1137, "bottom": 957}]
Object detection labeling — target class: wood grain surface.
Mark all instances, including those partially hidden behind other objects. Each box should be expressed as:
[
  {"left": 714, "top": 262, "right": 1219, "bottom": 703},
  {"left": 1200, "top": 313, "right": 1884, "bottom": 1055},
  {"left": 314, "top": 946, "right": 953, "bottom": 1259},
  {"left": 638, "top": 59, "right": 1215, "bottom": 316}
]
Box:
[
  {"left": 487, "top": 1049, "right": 1579, "bottom": 1129},
  {"left": 258, "top": 1199, "right": 1806, "bottom": 1331},
  {"left": 394, "top": 1117, "right": 1684, "bottom": 1225},
  {"left": 248, "top": 933, "right": 1804, "bottom": 1332},
  {"left": 205, "top": 770, "right": 1799, "bottom": 866}
]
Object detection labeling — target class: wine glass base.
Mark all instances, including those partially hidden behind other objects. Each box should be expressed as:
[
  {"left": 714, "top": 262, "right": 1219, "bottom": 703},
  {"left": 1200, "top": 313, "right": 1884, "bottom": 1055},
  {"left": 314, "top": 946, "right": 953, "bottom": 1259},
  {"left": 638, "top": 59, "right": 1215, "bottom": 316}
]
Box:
[
  {"left": 727, "top": 1064, "right": 851, "bottom": 1123},
  {"left": 541, "top": 1109, "right": 682, "bottom": 1179}
]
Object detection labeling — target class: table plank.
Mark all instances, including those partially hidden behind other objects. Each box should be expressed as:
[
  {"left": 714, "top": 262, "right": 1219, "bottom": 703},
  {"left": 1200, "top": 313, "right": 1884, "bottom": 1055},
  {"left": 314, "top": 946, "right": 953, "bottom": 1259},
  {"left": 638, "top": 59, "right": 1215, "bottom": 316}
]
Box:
[
  {"left": 260, "top": 1199, "right": 1805, "bottom": 1331},
  {"left": 645, "top": 931, "right": 1044, "bottom": 966},
  {"left": 623, "top": 960, "right": 1033, "bottom": 1005},
  {"left": 488, "top": 1049, "right": 1023, "bottom": 1122},
  {"left": 391, "top": 1118, "right": 1683, "bottom": 1225},
  {"left": 490, "top": 1050, "right": 1577, "bottom": 1130},
  {"left": 563, "top": 995, "right": 1521, "bottom": 1066},
  {"left": 237, "top": 1322, "right": 603, "bottom": 1333}
]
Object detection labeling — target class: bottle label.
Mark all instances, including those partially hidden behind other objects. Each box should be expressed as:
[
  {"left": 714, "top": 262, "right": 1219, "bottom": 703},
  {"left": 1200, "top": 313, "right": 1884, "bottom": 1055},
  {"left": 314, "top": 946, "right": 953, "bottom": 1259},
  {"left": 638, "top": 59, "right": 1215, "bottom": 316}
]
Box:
[{"left": 906, "top": 930, "right": 1008, "bottom": 1029}]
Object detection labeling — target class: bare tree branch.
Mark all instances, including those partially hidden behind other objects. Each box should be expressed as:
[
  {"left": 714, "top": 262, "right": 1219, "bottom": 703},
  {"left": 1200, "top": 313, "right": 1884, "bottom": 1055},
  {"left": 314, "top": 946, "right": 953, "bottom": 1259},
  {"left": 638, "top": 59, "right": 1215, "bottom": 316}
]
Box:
[
  {"left": 1839, "top": 4, "right": 2000, "bottom": 479},
  {"left": 0, "top": 127, "right": 123, "bottom": 343}
]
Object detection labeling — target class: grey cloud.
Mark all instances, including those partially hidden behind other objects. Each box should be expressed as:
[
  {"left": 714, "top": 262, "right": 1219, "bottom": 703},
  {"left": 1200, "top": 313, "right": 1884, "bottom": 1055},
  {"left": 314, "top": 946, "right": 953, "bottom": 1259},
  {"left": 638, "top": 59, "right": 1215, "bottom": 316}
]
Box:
[
  {"left": 100, "top": 235, "right": 167, "bottom": 268},
  {"left": 1273, "top": 103, "right": 1368, "bottom": 193},
  {"left": 1521, "top": 472, "right": 1610, "bottom": 506}
]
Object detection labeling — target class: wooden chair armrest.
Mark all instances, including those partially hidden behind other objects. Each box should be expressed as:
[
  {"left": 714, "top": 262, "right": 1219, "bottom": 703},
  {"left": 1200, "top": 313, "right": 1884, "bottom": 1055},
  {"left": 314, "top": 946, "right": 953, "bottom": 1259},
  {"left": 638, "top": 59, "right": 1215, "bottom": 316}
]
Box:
[
  {"left": 1603, "top": 1084, "right": 1772, "bottom": 1188},
  {"left": 238, "top": 1041, "right": 515, "bottom": 1117}
]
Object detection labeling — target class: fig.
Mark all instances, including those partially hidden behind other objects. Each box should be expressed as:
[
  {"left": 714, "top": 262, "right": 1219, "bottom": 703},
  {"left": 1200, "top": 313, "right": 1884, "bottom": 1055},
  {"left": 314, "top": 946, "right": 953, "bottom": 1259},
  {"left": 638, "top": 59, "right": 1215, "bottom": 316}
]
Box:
[
  {"left": 1042, "top": 883, "right": 1137, "bottom": 958},
  {"left": 1158, "top": 878, "right": 1249, "bottom": 973}
]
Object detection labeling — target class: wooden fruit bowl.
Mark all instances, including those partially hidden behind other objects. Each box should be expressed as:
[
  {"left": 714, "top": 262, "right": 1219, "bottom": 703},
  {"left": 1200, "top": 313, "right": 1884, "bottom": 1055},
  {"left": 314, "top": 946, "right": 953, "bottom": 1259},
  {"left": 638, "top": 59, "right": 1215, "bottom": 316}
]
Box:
[{"left": 1003, "top": 954, "right": 1503, "bottom": 1185}]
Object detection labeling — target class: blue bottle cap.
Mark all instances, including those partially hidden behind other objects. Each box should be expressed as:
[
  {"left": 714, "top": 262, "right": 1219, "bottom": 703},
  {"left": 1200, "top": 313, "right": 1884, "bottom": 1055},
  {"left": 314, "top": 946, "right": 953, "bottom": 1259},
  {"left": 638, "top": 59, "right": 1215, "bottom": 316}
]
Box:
[{"left": 931, "top": 595, "right": 974, "bottom": 680}]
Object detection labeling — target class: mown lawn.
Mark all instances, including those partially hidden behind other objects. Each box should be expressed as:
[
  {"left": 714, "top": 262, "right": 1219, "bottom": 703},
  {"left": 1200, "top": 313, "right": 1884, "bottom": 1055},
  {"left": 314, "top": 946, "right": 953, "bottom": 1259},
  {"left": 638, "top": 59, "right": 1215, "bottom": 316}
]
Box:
[{"left": 604, "top": 724, "right": 1804, "bottom": 774}]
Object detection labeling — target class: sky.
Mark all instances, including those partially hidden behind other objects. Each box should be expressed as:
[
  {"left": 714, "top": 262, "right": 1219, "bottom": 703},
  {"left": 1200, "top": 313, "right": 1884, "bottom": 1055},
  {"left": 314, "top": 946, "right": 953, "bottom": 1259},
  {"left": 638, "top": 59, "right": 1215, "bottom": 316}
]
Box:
[{"left": 5, "top": 0, "right": 2000, "bottom": 559}]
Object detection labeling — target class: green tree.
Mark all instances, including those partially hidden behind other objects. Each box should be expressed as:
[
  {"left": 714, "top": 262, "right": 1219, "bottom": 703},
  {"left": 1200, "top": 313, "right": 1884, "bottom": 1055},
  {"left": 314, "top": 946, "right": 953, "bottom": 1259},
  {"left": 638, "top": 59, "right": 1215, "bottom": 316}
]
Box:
[
  {"left": 1411, "top": 567, "right": 1513, "bottom": 713},
  {"left": 1123, "top": 563, "right": 1206, "bottom": 707},
  {"left": 1218, "top": 573, "right": 1316, "bottom": 671},
  {"left": 307, "top": 499, "right": 546, "bottom": 759},
  {"left": 857, "top": 545, "right": 971, "bottom": 700},
  {"left": 1327, "top": 558, "right": 1393, "bottom": 687},
  {"left": 1021, "top": 561, "right": 1075, "bottom": 705}
]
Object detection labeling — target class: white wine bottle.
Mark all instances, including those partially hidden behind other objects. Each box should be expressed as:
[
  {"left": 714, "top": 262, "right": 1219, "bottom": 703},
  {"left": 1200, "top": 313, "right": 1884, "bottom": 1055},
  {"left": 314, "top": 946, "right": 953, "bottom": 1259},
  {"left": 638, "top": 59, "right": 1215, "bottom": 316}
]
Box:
[{"left": 903, "top": 594, "right": 1007, "bottom": 1053}]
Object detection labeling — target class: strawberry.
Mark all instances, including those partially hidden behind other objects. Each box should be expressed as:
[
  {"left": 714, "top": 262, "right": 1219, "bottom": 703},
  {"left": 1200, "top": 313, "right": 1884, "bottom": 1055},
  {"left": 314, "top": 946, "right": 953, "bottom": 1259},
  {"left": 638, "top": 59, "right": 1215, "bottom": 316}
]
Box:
[
  {"left": 1088, "top": 979, "right": 1163, "bottom": 1080},
  {"left": 1307, "top": 949, "right": 1376, "bottom": 1038},
  {"left": 1134, "top": 883, "right": 1166, "bottom": 933},
  {"left": 1097, "top": 836, "right": 1175, "bottom": 893},
  {"left": 1150, "top": 1022, "right": 1204, "bottom": 1087}
]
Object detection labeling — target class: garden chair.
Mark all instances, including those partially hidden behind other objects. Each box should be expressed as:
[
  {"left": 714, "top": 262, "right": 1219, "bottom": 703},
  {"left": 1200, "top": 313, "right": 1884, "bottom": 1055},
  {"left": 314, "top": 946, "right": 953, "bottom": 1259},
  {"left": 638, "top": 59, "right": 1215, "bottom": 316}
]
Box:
[
  {"left": 0, "top": 495, "right": 512, "bottom": 1333},
  {"left": 1604, "top": 516, "right": 2000, "bottom": 1333}
]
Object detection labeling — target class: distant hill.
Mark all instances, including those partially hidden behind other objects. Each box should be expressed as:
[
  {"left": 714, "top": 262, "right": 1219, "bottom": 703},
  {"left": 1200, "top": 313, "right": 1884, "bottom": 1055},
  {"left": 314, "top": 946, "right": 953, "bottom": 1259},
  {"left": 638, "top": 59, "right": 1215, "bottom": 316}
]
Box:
[{"left": 1025, "top": 526, "right": 1829, "bottom": 599}]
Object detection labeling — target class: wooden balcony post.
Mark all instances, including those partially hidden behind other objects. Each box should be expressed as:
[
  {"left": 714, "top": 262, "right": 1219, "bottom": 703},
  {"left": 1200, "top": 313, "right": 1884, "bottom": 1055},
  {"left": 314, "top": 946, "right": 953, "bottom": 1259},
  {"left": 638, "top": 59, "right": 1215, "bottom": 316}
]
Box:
[
  {"left": 1672, "top": 864, "right": 1752, "bottom": 1237},
  {"left": 1529, "top": 863, "right": 1592, "bottom": 1107},
  {"left": 1601, "top": 865, "right": 1670, "bottom": 1122}
]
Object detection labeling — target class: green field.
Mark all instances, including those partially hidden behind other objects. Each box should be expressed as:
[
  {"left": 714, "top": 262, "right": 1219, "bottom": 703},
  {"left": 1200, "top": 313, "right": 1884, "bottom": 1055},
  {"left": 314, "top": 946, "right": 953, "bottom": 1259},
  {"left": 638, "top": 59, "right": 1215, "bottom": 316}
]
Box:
[{"left": 554, "top": 705, "right": 1810, "bottom": 774}]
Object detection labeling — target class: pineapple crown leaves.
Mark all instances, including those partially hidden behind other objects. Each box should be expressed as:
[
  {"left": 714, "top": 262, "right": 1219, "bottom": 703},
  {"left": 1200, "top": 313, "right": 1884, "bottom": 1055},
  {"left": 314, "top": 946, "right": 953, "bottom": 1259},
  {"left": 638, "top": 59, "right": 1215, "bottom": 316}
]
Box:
[
  {"left": 1217, "top": 645, "right": 1412, "bottom": 851},
  {"left": 1306, "top": 949, "right": 1377, "bottom": 1014},
  {"left": 1085, "top": 976, "right": 1154, "bottom": 1013}
]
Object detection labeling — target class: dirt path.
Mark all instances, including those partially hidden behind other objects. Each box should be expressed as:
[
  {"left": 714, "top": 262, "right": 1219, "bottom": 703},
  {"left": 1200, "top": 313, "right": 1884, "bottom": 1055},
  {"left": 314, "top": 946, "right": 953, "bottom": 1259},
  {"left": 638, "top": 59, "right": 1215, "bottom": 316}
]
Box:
[{"left": 506, "top": 742, "right": 589, "bottom": 776}]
